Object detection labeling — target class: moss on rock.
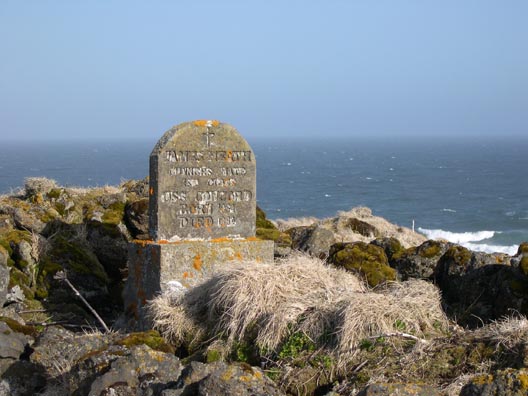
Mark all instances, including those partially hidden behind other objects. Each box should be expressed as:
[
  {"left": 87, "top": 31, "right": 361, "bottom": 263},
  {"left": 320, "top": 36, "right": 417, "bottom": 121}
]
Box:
[
  {"left": 117, "top": 330, "right": 175, "bottom": 354},
  {"left": 328, "top": 242, "right": 396, "bottom": 287}
]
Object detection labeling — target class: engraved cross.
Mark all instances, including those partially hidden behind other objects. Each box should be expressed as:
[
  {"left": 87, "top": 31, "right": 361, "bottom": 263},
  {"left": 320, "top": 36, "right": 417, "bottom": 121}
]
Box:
[{"left": 203, "top": 121, "right": 215, "bottom": 148}]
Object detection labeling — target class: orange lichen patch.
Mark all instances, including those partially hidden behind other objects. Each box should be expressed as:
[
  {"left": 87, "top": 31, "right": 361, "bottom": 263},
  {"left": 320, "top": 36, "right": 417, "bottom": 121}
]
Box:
[
  {"left": 134, "top": 239, "right": 153, "bottom": 247},
  {"left": 235, "top": 252, "right": 243, "bottom": 261},
  {"left": 158, "top": 239, "right": 170, "bottom": 244},
  {"left": 149, "top": 187, "right": 154, "bottom": 196},
  {"left": 211, "top": 237, "right": 231, "bottom": 243},
  {"left": 182, "top": 271, "right": 190, "bottom": 279},
  {"left": 193, "top": 254, "right": 203, "bottom": 271},
  {"left": 227, "top": 150, "right": 233, "bottom": 162},
  {"left": 245, "top": 236, "right": 260, "bottom": 242},
  {"left": 193, "top": 119, "right": 220, "bottom": 127}
]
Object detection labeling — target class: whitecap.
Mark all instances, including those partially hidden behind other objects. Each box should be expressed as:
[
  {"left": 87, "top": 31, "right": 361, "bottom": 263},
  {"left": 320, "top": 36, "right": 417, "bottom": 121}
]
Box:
[
  {"left": 442, "top": 208, "right": 457, "bottom": 213},
  {"left": 418, "top": 228, "right": 517, "bottom": 254},
  {"left": 324, "top": 194, "right": 331, "bottom": 197},
  {"left": 365, "top": 177, "right": 372, "bottom": 180},
  {"left": 418, "top": 228, "right": 495, "bottom": 243},
  {"left": 505, "top": 211, "right": 516, "bottom": 217},
  {"left": 389, "top": 168, "right": 394, "bottom": 171}
]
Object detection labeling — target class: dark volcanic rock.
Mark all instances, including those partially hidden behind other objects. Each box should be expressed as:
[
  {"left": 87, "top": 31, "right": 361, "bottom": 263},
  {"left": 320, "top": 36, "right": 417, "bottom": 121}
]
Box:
[
  {"left": 86, "top": 221, "right": 128, "bottom": 280},
  {"left": 287, "top": 225, "right": 335, "bottom": 259},
  {"left": 124, "top": 198, "right": 149, "bottom": 239},
  {"left": 344, "top": 217, "right": 380, "bottom": 238},
  {"left": 391, "top": 240, "right": 450, "bottom": 280},
  {"left": 166, "top": 361, "right": 285, "bottom": 396},
  {"left": 0, "top": 322, "right": 27, "bottom": 360},
  {"left": 371, "top": 237, "right": 404, "bottom": 262},
  {"left": 460, "top": 368, "right": 528, "bottom": 396},
  {"left": 328, "top": 242, "right": 396, "bottom": 287}
]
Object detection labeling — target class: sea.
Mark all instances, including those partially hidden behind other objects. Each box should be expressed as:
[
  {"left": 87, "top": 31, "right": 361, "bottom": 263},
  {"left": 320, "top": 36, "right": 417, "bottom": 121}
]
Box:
[{"left": 1, "top": 137, "right": 527, "bottom": 256}]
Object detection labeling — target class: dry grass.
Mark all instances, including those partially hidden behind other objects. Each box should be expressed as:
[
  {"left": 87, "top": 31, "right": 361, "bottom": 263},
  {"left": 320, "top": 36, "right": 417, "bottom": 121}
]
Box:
[
  {"left": 274, "top": 216, "right": 320, "bottom": 231},
  {"left": 150, "top": 254, "right": 448, "bottom": 363},
  {"left": 472, "top": 315, "right": 528, "bottom": 348}
]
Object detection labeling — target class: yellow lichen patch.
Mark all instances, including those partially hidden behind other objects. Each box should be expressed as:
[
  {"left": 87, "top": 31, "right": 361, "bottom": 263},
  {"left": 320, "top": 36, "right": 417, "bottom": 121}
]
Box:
[
  {"left": 235, "top": 252, "right": 243, "bottom": 261},
  {"left": 193, "top": 120, "right": 220, "bottom": 127},
  {"left": 193, "top": 254, "right": 202, "bottom": 271}
]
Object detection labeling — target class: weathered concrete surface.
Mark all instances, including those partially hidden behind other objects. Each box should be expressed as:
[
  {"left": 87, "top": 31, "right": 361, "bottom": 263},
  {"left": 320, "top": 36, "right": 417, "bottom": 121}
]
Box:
[
  {"left": 149, "top": 121, "right": 256, "bottom": 241},
  {"left": 124, "top": 238, "right": 274, "bottom": 328}
]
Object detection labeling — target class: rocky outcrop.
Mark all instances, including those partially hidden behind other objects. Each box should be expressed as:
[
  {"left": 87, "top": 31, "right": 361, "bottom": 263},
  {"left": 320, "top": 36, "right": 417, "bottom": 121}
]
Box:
[
  {"left": 460, "top": 368, "right": 528, "bottom": 396},
  {"left": 328, "top": 241, "right": 397, "bottom": 287},
  {"left": 357, "top": 383, "right": 441, "bottom": 396},
  {"left": 0, "top": 246, "right": 8, "bottom": 306},
  {"left": 287, "top": 224, "right": 335, "bottom": 259}
]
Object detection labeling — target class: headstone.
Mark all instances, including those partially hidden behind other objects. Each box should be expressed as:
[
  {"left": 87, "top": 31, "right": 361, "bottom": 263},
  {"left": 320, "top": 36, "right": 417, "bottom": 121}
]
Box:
[
  {"left": 149, "top": 120, "right": 256, "bottom": 241},
  {"left": 124, "top": 121, "right": 273, "bottom": 329}
]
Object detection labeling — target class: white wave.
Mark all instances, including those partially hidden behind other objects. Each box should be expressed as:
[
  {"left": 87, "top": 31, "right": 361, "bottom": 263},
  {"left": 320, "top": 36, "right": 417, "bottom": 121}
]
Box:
[
  {"left": 442, "top": 208, "right": 457, "bottom": 213},
  {"left": 418, "top": 228, "right": 495, "bottom": 243},
  {"left": 464, "top": 242, "right": 518, "bottom": 256},
  {"left": 418, "top": 228, "right": 518, "bottom": 255}
]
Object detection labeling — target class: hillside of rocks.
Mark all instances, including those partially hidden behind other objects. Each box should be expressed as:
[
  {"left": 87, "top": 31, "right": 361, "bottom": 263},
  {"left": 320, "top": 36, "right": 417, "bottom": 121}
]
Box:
[{"left": 1, "top": 177, "right": 528, "bottom": 395}]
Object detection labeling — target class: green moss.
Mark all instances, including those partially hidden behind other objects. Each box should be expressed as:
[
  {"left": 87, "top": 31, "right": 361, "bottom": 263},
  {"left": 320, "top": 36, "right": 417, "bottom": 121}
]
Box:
[
  {"left": 101, "top": 202, "right": 125, "bottom": 225},
  {"left": 0, "top": 316, "right": 38, "bottom": 337},
  {"left": 46, "top": 188, "right": 63, "bottom": 200},
  {"left": 520, "top": 257, "right": 528, "bottom": 277},
  {"left": 118, "top": 330, "right": 175, "bottom": 354},
  {"left": 256, "top": 206, "right": 276, "bottom": 229},
  {"left": 329, "top": 242, "right": 396, "bottom": 287},
  {"left": 47, "top": 235, "right": 109, "bottom": 284},
  {"left": 443, "top": 245, "right": 472, "bottom": 266},
  {"left": 206, "top": 349, "right": 222, "bottom": 363},
  {"left": 8, "top": 267, "right": 34, "bottom": 299},
  {"left": 420, "top": 242, "right": 442, "bottom": 258},
  {"left": 0, "top": 230, "right": 31, "bottom": 256},
  {"left": 256, "top": 228, "right": 292, "bottom": 247}
]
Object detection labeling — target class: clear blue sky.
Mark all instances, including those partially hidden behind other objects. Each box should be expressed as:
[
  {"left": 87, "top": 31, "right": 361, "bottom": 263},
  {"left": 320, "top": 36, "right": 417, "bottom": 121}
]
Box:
[{"left": 1, "top": 1, "right": 526, "bottom": 141}]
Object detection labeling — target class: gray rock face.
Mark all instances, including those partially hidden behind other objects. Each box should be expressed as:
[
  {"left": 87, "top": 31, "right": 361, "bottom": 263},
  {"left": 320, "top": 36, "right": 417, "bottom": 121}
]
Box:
[
  {"left": 288, "top": 225, "right": 336, "bottom": 259},
  {"left": 358, "top": 383, "right": 441, "bottom": 396},
  {"left": 164, "top": 361, "right": 285, "bottom": 396},
  {"left": 460, "top": 369, "right": 528, "bottom": 396},
  {"left": 0, "top": 322, "right": 26, "bottom": 360},
  {"left": 149, "top": 121, "right": 256, "bottom": 241},
  {"left": 11, "top": 207, "right": 46, "bottom": 234},
  {"left": 24, "top": 177, "right": 58, "bottom": 197},
  {"left": 0, "top": 247, "right": 8, "bottom": 306}
]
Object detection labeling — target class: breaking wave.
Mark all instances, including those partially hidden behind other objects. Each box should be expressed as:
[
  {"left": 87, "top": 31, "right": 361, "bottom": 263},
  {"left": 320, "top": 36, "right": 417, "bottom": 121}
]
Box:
[{"left": 418, "top": 228, "right": 518, "bottom": 255}]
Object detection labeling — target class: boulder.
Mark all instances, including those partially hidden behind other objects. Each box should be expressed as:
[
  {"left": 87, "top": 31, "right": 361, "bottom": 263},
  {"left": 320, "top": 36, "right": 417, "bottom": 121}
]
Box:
[
  {"left": 460, "top": 368, "right": 528, "bottom": 396},
  {"left": 328, "top": 242, "right": 396, "bottom": 287},
  {"left": 391, "top": 240, "right": 450, "bottom": 280},
  {"left": 0, "top": 321, "right": 27, "bottom": 360},
  {"left": 86, "top": 221, "right": 128, "bottom": 281},
  {"left": 287, "top": 224, "right": 335, "bottom": 259},
  {"left": 343, "top": 217, "right": 380, "bottom": 238},
  {"left": 370, "top": 237, "right": 404, "bottom": 262},
  {"left": 11, "top": 208, "right": 45, "bottom": 234},
  {"left": 256, "top": 206, "right": 292, "bottom": 257},
  {"left": 164, "top": 361, "right": 285, "bottom": 396}
]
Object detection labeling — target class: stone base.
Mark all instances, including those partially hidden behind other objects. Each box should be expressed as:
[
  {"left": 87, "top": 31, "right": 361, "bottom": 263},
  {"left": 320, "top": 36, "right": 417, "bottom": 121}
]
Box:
[{"left": 124, "top": 238, "right": 274, "bottom": 329}]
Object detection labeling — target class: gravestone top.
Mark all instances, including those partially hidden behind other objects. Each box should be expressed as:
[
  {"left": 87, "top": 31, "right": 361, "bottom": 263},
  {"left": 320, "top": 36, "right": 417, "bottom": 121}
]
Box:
[{"left": 149, "top": 120, "right": 256, "bottom": 241}]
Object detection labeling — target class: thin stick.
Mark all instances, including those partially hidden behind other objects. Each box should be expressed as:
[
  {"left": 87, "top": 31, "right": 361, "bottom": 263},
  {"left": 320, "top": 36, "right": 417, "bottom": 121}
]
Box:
[
  {"left": 368, "top": 332, "right": 427, "bottom": 343},
  {"left": 54, "top": 271, "right": 110, "bottom": 333}
]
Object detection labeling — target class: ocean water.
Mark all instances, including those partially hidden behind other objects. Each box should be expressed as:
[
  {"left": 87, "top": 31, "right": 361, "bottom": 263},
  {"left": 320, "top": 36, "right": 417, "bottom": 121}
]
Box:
[{"left": 1, "top": 137, "right": 527, "bottom": 255}]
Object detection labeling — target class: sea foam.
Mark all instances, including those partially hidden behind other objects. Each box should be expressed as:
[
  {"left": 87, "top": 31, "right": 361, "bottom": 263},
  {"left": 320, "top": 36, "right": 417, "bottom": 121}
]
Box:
[{"left": 418, "top": 228, "right": 518, "bottom": 255}]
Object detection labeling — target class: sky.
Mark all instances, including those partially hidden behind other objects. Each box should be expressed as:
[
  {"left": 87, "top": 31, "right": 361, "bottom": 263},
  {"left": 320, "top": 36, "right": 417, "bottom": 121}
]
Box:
[{"left": 0, "top": 1, "right": 527, "bottom": 141}]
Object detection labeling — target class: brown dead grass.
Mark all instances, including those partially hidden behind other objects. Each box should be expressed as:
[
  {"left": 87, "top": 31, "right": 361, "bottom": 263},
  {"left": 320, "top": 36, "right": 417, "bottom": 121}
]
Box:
[{"left": 150, "top": 254, "right": 448, "bottom": 363}]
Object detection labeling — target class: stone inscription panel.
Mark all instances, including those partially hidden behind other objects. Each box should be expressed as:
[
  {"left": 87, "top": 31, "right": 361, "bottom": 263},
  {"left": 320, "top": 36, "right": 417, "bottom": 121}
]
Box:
[{"left": 149, "top": 121, "right": 256, "bottom": 240}]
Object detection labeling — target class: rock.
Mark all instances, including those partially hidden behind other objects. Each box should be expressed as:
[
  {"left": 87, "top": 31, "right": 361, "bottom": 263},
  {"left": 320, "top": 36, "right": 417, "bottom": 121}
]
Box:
[
  {"left": 256, "top": 207, "right": 292, "bottom": 257},
  {"left": 30, "top": 326, "right": 112, "bottom": 378},
  {"left": 11, "top": 208, "right": 45, "bottom": 234},
  {"left": 24, "top": 177, "right": 58, "bottom": 198},
  {"left": 124, "top": 198, "right": 149, "bottom": 239},
  {"left": 0, "top": 246, "right": 8, "bottom": 306},
  {"left": 61, "top": 344, "right": 181, "bottom": 396},
  {"left": 0, "top": 322, "right": 27, "bottom": 359},
  {"left": 460, "top": 368, "right": 528, "bottom": 396},
  {"left": 391, "top": 240, "right": 450, "bottom": 280},
  {"left": 288, "top": 224, "right": 335, "bottom": 259},
  {"left": 121, "top": 177, "right": 149, "bottom": 198},
  {"left": 328, "top": 242, "right": 396, "bottom": 287},
  {"left": 0, "top": 214, "right": 13, "bottom": 234},
  {"left": 344, "top": 217, "right": 380, "bottom": 237},
  {"left": 86, "top": 221, "right": 128, "bottom": 281},
  {"left": 5, "top": 286, "right": 24, "bottom": 304},
  {"left": 167, "top": 361, "right": 285, "bottom": 396},
  {"left": 0, "top": 361, "right": 47, "bottom": 396},
  {"left": 371, "top": 237, "right": 404, "bottom": 262},
  {"left": 438, "top": 262, "right": 528, "bottom": 327},
  {"left": 357, "top": 383, "right": 441, "bottom": 396}
]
